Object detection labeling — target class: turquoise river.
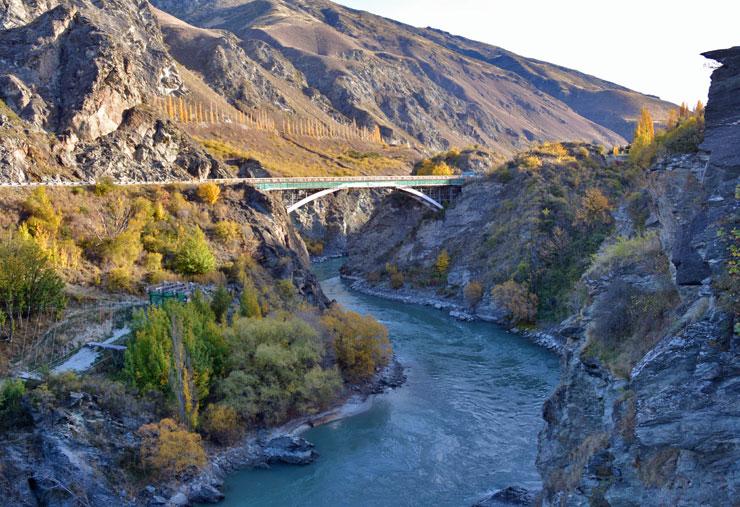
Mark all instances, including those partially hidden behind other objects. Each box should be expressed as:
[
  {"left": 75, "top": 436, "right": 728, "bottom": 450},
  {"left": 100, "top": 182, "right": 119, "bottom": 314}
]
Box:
[{"left": 214, "top": 260, "right": 560, "bottom": 506}]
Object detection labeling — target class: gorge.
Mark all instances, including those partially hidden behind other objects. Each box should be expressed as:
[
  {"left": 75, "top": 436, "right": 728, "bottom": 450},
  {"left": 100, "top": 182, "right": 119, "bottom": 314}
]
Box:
[{"left": 0, "top": 1, "right": 737, "bottom": 506}]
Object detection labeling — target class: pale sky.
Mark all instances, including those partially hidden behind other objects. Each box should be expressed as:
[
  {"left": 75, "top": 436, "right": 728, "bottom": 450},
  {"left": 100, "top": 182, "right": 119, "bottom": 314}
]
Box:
[{"left": 335, "top": 0, "right": 739, "bottom": 106}]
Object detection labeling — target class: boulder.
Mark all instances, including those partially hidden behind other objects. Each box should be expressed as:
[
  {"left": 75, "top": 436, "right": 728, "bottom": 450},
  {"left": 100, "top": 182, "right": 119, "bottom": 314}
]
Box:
[{"left": 261, "top": 436, "right": 318, "bottom": 465}]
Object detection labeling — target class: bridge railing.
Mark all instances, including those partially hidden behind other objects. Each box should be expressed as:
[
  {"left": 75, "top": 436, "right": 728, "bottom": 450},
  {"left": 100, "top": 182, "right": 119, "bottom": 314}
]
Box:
[{"left": 0, "top": 175, "right": 469, "bottom": 189}]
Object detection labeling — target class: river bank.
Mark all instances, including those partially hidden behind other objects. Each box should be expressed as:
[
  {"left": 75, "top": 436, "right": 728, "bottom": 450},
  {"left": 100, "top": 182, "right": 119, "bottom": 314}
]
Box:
[
  {"left": 169, "top": 356, "right": 406, "bottom": 505},
  {"left": 342, "top": 275, "right": 565, "bottom": 354}
]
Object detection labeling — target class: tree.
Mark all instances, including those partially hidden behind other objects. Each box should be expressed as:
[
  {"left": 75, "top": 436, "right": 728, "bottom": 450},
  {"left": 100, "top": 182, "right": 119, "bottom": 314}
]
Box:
[
  {"left": 124, "top": 296, "right": 227, "bottom": 424},
  {"left": 633, "top": 107, "right": 655, "bottom": 145},
  {"left": 630, "top": 107, "right": 655, "bottom": 166},
  {"left": 417, "top": 160, "right": 454, "bottom": 176},
  {"left": 463, "top": 281, "right": 484, "bottom": 308},
  {"left": 492, "top": 280, "right": 538, "bottom": 324},
  {"left": 0, "top": 236, "right": 66, "bottom": 339},
  {"left": 576, "top": 188, "right": 612, "bottom": 226},
  {"left": 322, "top": 305, "right": 391, "bottom": 382},
  {"left": 239, "top": 280, "right": 262, "bottom": 318},
  {"left": 174, "top": 226, "right": 216, "bottom": 275},
  {"left": 197, "top": 183, "right": 221, "bottom": 206},
  {"left": 211, "top": 285, "right": 231, "bottom": 323},
  {"left": 138, "top": 418, "right": 206, "bottom": 478},
  {"left": 434, "top": 249, "right": 450, "bottom": 278}
]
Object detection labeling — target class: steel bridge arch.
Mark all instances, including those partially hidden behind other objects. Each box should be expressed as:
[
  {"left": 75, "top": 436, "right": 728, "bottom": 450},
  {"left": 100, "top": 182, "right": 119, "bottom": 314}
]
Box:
[{"left": 286, "top": 185, "right": 444, "bottom": 214}]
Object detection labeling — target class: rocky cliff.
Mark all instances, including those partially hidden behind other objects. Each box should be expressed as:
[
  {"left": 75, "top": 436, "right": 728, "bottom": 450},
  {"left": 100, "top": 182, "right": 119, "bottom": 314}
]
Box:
[{"left": 536, "top": 47, "right": 738, "bottom": 506}]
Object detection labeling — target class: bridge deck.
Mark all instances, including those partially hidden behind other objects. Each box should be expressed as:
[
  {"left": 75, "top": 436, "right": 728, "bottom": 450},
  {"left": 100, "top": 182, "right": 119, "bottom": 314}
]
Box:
[
  {"left": 0, "top": 175, "right": 468, "bottom": 190},
  {"left": 248, "top": 175, "right": 467, "bottom": 191}
]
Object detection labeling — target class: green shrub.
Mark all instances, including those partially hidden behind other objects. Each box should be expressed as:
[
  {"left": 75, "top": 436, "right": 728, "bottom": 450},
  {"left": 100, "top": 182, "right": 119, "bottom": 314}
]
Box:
[
  {"left": 322, "top": 305, "right": 391, "bottom": 382},
  {"left": 221, "top": 316, "right": 334, "bottom": 425},
  {"left": 0, "top": 236, "right": 66, "bottom": 338},
  {"left": 0, "top": 379, "right": 30, "bottom": 430},
  {"left": 239, "top": 280, "right": 262, "bottom": 319},
  {"left": 174, "top": 227, "right": 216, "bottom": 275},
  {"left": 390, "top": 271, "right": 404, "bottom": 289},
  {"left": 211, "top": 285, "right": 232, "bottom": 323},
  {"left": 124, "top": 295, "right": 227, "bottom": 425}
]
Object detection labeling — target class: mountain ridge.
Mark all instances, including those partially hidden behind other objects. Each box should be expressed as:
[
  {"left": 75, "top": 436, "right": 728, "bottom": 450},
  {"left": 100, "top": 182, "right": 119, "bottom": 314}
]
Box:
[{"left": 150, "top": 0, "right": 674, "bottom": 152}]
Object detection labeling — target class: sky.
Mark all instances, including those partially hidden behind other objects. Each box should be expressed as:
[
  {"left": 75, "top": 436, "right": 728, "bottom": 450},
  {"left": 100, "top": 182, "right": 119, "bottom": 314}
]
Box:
[{"left": 334, "top": 0, "right": 738, "bottom": 106}]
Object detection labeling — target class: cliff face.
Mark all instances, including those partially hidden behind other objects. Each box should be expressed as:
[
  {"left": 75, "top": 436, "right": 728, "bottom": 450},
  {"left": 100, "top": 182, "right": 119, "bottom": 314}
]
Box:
[
  {"left": 291, "top": 189, "right": 387, "bottom": 257},
  {"left": 536, "top": 48, "right": 738, "bottom": 506}
]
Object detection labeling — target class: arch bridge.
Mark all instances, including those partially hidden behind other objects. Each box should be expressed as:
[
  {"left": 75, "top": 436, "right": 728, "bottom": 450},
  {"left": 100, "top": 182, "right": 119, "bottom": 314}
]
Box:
[{"left": 250, "top": 175, "right": 467, "bottom": 213}]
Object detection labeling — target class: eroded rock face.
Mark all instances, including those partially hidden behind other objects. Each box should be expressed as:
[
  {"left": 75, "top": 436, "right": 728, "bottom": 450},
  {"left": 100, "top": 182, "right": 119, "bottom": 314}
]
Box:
[
  {"left": 536, "top": 47, "right": 739, "bottom": 506},
  {"left": 75, "top": 107, "right": 230, "bottom": 182},
  {"left": 0, "top": 0, "right": 59, "bottom": 29},
  {"left": 0, "top": 0, "right": 184, "bottom": 141},
  {"left": 291, "top": 189, "right": 387, "bottom": 257}
]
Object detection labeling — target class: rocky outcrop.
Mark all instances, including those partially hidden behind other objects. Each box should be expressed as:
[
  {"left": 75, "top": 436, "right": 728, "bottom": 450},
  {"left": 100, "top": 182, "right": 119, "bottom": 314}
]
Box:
[
  {"left": 536, "top": 48, "right": 739, "bottom": 506},
  {"left": 0, "top": 0, "right": 183, "bottom": 142},
  {"left": 291, "top": 189, "right": 387, "bottom": 257},
  {"left": 222, "top": 184, "right": 329, "bottom": 308},
  {"left": 474, "top": 486, "right": 535, "bottom": 506},
  {"left": 0, "top": 0, "right": 58, "bottom": 29},
  {"left": 74, "top": 107, "right": 230, "bottom": 182}
]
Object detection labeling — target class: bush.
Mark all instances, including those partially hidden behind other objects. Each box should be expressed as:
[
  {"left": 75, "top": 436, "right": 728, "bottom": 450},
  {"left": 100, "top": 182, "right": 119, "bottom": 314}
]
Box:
[
  {"left": 587, "top": 280, "right": 678, "bottom": 377},
  {"left": 521, "top": 155, "right": 542, "bottom": 169},
  {"left": 239, "top": 280, "right": 262, "bottom": 318},
  {"left": 197, "top": 183, "right": 221, "bottom": 205},
  {"left": 434, "top": 249, "right": 450, "bottom": 278},
  {"left": 589, "top": 234, "right": 663, "bottom": 276},
  {"left": 0, "top": 379, "right": 30, "bottom": 430},
  {"left": 322, "top": 305, "right": 391, "bottom": 382},
  {"left": 22, "top": 187, "right": 62, "bottom": 237},
  {"left": 201, "top": 404, "right": 241, "bottom": 444},
  {"left": 138, "top": 418, "right": 206, "bottom": 478},
  {"left": 416, "top": 160, "right": 454, "bottom": 176},
  {"left": 124, "top": 295, "right": 227, "bottom": 425},
  {"left": 93, "top": 177, "right": 117, "bottom": 196},
  {"left": 221, "top": 316, "right": 334, "bottom": 425},
  {"left": 492, "top": 280, "right": 538, "bottom": 324},
  {"left": 463, "top": 281, "right": 484, "bottom": 307},
  {"left": 107, "top": 265, "right": 135, "bottom": 292},
  {"left": 0, "top": 236, "right": 66, "bottom": 338},
  {"left": 143, "top": 252, "right": 163, "bottom": 272},
  {"left": 213, "top": 221, "right": 241, "bottom": 243},
  {"left": 576, "top": 188, "right": 612, "bottom": 225},
  {"left": 174, "top": 226, "right": 216, "bottom": 275},
  {"left": 211, "top": 285, "right": 232, "bottom": 323},
  {"left": 304, "top": 238, "right": 324, "bottom": 256},
  {"left": 390, "top": 271, "right": 404, "bottom": 289}
]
